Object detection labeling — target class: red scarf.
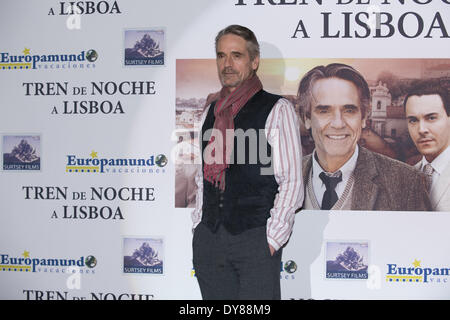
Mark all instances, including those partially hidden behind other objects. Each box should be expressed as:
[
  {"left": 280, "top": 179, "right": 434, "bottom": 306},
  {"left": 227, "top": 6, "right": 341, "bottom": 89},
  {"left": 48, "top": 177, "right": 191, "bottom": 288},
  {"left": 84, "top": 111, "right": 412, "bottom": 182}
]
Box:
[{"left": 203, "top": 75, "right": 263, "bottom": 190}]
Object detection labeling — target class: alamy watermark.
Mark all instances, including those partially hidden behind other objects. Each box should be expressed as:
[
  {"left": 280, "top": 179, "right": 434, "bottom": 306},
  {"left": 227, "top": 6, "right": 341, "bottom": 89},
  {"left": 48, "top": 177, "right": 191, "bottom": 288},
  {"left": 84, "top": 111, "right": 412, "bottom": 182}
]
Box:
[{"left": 171, "top": 128, "right": 281, "bottom": 176}]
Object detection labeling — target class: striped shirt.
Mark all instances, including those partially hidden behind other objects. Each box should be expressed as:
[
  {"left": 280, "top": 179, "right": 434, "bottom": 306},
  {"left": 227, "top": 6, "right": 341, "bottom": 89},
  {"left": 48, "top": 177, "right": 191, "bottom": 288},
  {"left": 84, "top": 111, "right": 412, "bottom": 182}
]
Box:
[{"left": 191, "top": 97, "right": 304, "bottom": 251}]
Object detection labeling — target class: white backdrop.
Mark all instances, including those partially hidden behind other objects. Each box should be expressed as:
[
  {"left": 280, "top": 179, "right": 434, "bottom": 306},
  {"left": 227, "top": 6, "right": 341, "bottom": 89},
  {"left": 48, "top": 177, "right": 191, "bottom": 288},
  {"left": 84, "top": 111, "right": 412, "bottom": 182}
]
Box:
[{"left": 1, "top": 0, "right": 449, "bottom": 300}]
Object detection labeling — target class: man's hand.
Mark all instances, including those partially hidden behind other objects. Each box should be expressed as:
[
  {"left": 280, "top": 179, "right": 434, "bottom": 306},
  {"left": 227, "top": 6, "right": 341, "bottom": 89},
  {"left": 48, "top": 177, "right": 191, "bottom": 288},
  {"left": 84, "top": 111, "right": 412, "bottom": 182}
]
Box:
[{"left": 269, "top": 244, "right": 276, "bottom": 256}]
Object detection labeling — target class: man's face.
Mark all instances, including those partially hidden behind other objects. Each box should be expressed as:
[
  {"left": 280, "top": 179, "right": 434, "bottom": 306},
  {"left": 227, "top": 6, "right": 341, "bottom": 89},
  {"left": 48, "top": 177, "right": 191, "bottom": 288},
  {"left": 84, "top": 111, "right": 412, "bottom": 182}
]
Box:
[
  {"left": 405, "top": 94, "right": 450, "bottom": 163},
  {"left": 216, "top": 33, "right": 259, "bottom": 91},
  {"left": 305, "top": 77, "right": 366, "bottom": 172}
]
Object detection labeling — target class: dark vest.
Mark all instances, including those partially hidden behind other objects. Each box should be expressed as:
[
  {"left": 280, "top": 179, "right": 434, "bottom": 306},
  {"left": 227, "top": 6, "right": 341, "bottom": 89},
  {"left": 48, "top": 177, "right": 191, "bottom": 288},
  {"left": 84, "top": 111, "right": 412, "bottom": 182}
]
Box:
[{"left": 201, "top": 90, "right": 280, "bottom": 235}]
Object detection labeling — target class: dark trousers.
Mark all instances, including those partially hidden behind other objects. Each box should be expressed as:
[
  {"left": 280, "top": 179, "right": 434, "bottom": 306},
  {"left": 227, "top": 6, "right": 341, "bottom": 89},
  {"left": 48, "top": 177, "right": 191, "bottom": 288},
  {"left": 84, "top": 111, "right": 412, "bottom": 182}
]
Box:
[{"left": 192, "top": 222, "right": 282, "bottom": 300}]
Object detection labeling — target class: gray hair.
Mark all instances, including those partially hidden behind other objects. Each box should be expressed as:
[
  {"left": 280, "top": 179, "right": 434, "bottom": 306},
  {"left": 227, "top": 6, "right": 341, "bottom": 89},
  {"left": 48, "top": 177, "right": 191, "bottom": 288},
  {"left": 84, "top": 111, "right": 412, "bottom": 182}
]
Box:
[
  {"left": 215, "top": 24, "right": 260, "bottom": 61},
  {"left": 298, "top": 63, "right": 371, "bottom": 121}
]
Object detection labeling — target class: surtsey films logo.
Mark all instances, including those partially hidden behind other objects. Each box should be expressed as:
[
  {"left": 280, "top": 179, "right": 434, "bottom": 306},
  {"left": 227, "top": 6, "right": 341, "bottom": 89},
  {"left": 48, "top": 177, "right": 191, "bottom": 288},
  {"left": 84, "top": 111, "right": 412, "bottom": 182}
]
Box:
[
  {"left": 124, "top": 29, "right": 164, "bottom": 66},
  {"left": 326, "top": 241, "right": 369, "bottom": 280},
  {"left": 386, "top": 259, "right": 450, "bottom": 284},
  {"left": 123, "top": 238, "right": 163, "bottom": 274},
  {"left": 3, "top": 135, "right": 41, "bottom": 171},
  {"left": 0, "top": 48, "right": 97, "bottom": 70},
  {"left": 65, "top": 151, "right": 167, "bottom": 174},
  {"left": 0, "top": 250, "right": 97, "bottom": 274}
]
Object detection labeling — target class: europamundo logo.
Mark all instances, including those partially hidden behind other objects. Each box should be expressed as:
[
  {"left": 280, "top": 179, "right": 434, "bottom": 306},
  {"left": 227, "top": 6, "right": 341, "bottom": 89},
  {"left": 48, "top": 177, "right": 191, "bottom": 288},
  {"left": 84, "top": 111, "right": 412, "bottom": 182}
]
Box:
[
  {"left": 65, "top": 150, "right": 167, "bottom": 174},
  {"left": 0, "top": 48, "right": 98, "bottom": 70},
  {"left": 386, "top": 259, "right": 449, "bottom": 284},
  {"left": 0, "top": 250, "right": 97, "bottom": 274}
]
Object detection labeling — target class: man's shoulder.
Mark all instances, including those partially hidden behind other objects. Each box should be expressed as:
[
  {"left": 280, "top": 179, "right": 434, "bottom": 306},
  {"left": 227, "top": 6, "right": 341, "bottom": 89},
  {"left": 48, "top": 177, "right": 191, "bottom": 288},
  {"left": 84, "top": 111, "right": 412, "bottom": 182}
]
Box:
[
  {"left": 302, "top": 153, "right": 312, "bottom": 165},
  {"left": 254, "top": 90, "right": 293, "bottom": 118},
  {"left": 301, "top": 153, "right": 313, "bottom": 178},
  {"left": 360, "top": 147, "right": 423, "bottom": 178},
  {"left": 260, "top": 89, "right": 282, "bottom": 99},
  {"left": 440, "top": 160, "right": 450, "bottom": 181},
  {"left": 256, "top": 90, "right": 284, "bottom": 105},
  {"left": 302, "top": 153, "right": 312, "bottom": 161}
]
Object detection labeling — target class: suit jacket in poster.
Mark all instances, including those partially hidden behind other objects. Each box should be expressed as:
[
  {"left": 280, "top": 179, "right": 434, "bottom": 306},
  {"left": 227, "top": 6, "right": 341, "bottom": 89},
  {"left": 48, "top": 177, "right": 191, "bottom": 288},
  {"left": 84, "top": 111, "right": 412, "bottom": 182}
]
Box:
[
  {"left": 302, "top": 147, "right": 432, "bottom": 211},
  {"left": 415, "top": 161, "right": 450, "bottom": 211}
]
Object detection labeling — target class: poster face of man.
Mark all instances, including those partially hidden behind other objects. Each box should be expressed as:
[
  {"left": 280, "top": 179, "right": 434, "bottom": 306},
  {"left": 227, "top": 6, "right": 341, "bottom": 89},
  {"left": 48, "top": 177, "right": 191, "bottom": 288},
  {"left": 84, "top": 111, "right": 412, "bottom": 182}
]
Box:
[
  {"left": 405, "top": 94, "right": 450, "bottom": 163},
  {"left": 216, "top": 33, "right": 259, "bottom": 90},
  {"left": 304, "top": 77, "right": 366, "bottom": 171}
]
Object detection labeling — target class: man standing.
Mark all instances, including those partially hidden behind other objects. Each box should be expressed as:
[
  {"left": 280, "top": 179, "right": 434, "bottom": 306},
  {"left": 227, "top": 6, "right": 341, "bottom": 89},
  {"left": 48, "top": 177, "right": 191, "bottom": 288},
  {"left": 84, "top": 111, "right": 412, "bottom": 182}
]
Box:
[
  {"left": 298, "top": 63, "right": 431, "bottom": 211},
  {"left": 404, "top": 81, "right": 450, "bottom": 211},
  {"left": 192, "top": 25, "right": 303, "bottom": 300}
]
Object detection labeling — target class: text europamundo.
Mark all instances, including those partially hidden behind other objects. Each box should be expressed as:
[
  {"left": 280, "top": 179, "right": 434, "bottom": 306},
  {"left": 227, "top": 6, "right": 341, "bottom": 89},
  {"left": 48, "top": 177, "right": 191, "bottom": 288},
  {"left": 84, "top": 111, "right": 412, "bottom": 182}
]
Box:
[
  {"left": 65, "top": 151, "right": 167, "bottom": 174},
  {"left": 0, "top": 48, "right": 97, "bottom": 70},
  {"left": 0, "top": 251, "right": 97, "bottom": 273}
]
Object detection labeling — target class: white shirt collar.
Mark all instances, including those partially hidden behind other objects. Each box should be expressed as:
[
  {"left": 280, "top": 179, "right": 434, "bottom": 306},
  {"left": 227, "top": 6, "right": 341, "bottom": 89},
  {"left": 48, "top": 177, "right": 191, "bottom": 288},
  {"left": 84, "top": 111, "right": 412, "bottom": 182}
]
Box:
[
  {"left": 312, "top": 145, "right": 359, "bottom": 180},
  {"left": 311, "top": 145, "right": 359, "bottom": 203},
  {"left": 420, "top": 146, "right": 450, "bottom": 175}
]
